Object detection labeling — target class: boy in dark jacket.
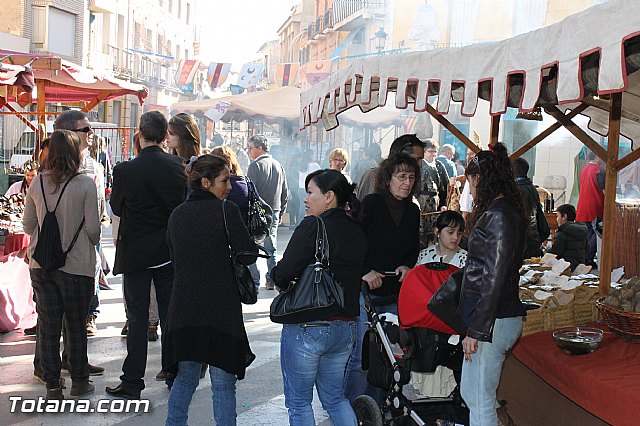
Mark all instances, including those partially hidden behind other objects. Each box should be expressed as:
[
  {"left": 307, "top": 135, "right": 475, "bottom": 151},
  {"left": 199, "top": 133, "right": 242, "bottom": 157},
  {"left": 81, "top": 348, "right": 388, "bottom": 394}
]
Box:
[{"left": 548, "top": 204, "right": 589, "bottom": 270}]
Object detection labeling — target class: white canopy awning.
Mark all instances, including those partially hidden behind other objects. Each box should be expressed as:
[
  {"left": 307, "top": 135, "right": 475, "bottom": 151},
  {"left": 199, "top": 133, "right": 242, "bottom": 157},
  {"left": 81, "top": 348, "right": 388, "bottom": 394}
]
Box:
[{"left": 300, "top": 0, "right": 640, "bottom": 137}]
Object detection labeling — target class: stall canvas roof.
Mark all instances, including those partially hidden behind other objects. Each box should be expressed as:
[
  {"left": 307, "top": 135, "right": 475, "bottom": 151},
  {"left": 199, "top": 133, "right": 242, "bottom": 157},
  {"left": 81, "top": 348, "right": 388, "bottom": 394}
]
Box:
[
  {"left": 0, "top": 50, "right": 148, "bottom": 106},
  {"left": 300, "top": 0, "right": 640, "bottom": 137},
  {"left": 171, "top": 86, "right": 403, "bottom": 128}
]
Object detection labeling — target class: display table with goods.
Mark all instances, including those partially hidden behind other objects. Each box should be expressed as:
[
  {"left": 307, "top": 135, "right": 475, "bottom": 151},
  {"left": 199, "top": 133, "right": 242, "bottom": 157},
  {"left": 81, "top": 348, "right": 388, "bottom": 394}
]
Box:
[
  {"left": 0, "top": 194, "right": 35, "bottom": 332},
  {"left": 518, "top": 254, "right": 601, "bottom": 336},
  {"left": 497, "top": 324, "right": 640, "bottom": 426}
]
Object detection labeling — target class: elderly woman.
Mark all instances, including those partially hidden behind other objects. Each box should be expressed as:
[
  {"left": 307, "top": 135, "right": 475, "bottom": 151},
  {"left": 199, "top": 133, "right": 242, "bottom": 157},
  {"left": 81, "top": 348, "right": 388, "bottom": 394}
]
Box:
[
  {"left": 164, "top": 155, "right": 258, "bottom": 425},
  {"left": 345, "top": 152, "right": 421, "bottom": 402},
  {"left": 271, "top": 169, "right": 367, "bottom": 425},
  {"left": 461, "top": 143, "right": 527, "bottom": 426},
  {"left": 328, "top": 147, "right": 351, "bottom": 182}
]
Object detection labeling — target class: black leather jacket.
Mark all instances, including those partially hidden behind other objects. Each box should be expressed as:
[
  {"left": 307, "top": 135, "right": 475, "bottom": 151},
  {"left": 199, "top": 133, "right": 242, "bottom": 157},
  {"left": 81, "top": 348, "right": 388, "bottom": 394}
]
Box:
[{"left": 461, "top": 198, "right": 527, "bottom": 342}]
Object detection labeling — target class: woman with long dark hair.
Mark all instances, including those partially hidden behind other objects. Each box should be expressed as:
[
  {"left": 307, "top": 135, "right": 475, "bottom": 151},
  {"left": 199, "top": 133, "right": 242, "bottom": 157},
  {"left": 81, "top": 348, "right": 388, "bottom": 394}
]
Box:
[
  {"left": 23, "top": 130, "right": 101, "bottom": 399},
  {"left": 167, "top": 113, "right": 201, "bottom": 160},
  {"left": 164, "top": 155, "right": 257, "bottom": 425},
  {"left": 460, "top": 142, "right": 527, "bottom": 425},
  {"left": 271, "top": 169, "right": 367, "bottom": 425}
]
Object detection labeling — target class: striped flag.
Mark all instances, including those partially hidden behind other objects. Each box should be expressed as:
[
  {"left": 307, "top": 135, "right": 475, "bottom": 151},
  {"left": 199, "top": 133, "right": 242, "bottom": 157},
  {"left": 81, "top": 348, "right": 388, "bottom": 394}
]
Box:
[
  {"left": 175, "top": 59, "right": 201, "bottom": 87},
  {"left": 236, "top": 63, "right": 264, "bottom": 88},
  {"left": 207, "top": 62, "right": 231, "bottom": 90},
  {"left": 303, "top": 60, "right": 333, "bottom": 85},
  {"left": 275, "top": 63, "right": 300, "bottom": 87}
]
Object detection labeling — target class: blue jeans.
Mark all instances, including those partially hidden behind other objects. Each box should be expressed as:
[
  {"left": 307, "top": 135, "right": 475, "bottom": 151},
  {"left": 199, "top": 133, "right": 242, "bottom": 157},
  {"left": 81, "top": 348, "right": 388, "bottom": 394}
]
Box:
[
  {"left": 344, "top": 294, "right": 398, "bottom": 403},
  {"left": 166, "top": 361, "right": 237, "bottom": 426},
  {"left": 461, "top": 316, "right": 523, "bottom": 426},
  {"left": 281, "top": 321, "right": 357, "bottom": 426},
  {"left": 264, "top": 210, "right": 280, "bottom": 285}
]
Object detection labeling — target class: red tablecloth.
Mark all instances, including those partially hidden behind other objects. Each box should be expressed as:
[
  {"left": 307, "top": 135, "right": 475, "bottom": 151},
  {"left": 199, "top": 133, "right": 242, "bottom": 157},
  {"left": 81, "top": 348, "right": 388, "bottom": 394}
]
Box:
[
  {"left": 0, "top": 232, "right": 30, "bottom": 256},
  {"left": 512, "top": 325, "right": 640, "bottom": 426}
]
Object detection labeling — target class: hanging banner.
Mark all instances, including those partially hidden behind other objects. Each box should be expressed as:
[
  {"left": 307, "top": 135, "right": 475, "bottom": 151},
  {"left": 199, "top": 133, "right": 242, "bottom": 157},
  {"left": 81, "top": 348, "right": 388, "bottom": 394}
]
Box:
[
  {"left": 303, "top": 60, "right": 333, "bottom": 85},
  {"left": 207, "top": 62, "right": 232, "bottom": 90},
  {"left": 175, "top": 59, "right": 200, "bottom": 87},
  {"left": 204, "top": 100, "right": 231, "bottom": 122},
  {"left": 236, "top": 63, "right": 264, "bottom": 88},
  {"left": 275, "top": 63, "right": 300, "bottom": 87}
]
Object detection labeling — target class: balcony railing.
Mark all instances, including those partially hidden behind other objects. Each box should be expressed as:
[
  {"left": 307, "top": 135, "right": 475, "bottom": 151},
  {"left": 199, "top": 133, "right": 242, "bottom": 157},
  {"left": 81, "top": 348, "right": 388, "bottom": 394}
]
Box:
[
  {"left": 315, "top": 16, "right": 323, "bottom": 36},
  {"left": 333, "top": 0, "right": 386, "bottom": 24},
  {"left": 324, "top": 8, "right": 333, "bottom": 31},
  {"left": 108, "top": 46, "right": 133, "bottom": 78}
]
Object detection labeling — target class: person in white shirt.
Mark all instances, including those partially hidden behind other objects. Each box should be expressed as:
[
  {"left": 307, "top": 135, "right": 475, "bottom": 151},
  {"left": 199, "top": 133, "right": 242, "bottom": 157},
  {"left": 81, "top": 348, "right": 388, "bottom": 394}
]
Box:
[{"left": 5, "top": 161, "right": 37, "bottom": 197}]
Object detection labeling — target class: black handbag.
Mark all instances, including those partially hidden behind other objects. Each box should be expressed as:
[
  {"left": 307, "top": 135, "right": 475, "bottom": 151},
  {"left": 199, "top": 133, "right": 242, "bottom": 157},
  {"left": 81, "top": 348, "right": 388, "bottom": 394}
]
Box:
[
  {"left": 222, "top": 200, "right": 269, "bottom": 305},
  {"left": 269, "top": 216, "right": 345, "bottom": 324},
  {"left": 427, "top": 268, "right": 466, "bottom": 334},
  {"left": 245, "top": 177, "right": 273, "bottom": 244}
]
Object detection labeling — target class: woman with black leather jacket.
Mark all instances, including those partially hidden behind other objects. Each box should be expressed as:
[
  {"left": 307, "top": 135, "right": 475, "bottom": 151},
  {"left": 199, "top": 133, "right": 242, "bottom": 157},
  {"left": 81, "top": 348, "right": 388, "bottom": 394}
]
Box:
[{"left": 461, "top": 143, "right": 527, "bottom": 426}]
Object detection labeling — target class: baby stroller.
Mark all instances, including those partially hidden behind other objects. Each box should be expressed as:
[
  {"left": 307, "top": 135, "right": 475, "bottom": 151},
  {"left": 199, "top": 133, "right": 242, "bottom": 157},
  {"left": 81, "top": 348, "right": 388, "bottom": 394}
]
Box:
[{"left": 353, "top": 263, "right": 469, "bottom": 426}]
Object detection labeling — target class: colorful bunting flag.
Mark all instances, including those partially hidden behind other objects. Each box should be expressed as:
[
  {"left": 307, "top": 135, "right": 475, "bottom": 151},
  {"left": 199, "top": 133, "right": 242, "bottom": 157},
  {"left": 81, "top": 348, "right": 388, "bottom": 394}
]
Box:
[
  {"left": 175, "top": 59, "right": 201, "bottom": 87},
  {"left": 236, "top": 63, "right": 264, "bottom": 88},
  {"left": 207, "top": 62, "right": 232, "bottom": 90},
  {"left": 303, "top": 60, "right": 333, "bottom": 85},
  {"left": 275, "top": 63, "right": 300, "bottom": 87}
]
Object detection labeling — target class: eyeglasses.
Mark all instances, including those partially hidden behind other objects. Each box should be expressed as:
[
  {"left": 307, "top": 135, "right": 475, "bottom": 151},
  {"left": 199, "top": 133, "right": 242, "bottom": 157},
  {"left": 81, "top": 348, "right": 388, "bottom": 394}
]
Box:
[
  {"left": 73, "top": 126, "right": 92, "bottom": 133},
  {"left": 330, "top": 158, "right": 345, "bottom": 164},
  {"left": 426, "top": 149, "right": 437, "bottom": 154},
  {"left": 392, "top": 173, "right": 416, "bottom": 182}
]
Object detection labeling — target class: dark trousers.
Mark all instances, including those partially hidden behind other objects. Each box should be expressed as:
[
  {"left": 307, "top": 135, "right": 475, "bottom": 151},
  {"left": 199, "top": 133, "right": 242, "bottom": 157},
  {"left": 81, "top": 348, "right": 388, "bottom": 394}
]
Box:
[
  {"left": 120, "top": 264, "right": 174, "bottom": 393},
  {"left": 583, "top": 221, "right": 597, "bottom": 264},
  {"left": 30, "top": 268, "right": 94, "bottom": 390}
]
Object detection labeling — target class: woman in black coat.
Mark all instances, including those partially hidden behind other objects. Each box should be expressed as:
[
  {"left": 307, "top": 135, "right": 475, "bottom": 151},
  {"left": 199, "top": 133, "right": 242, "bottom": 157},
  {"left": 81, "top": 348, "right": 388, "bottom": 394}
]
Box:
[
  {"left": 271, "top": 169, "right": 367, "bottom": 425},
  {"left": 344, "top": 153, "right": 421, "bottom": 403},
  {"left": 164, "top": 155, "right": 257, "bottom": 426}
]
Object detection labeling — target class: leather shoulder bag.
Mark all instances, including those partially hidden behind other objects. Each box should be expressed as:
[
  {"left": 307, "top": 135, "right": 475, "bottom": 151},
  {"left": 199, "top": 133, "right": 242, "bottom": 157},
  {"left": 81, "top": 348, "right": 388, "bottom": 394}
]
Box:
[
  {"left": 269, "top": 216, "right": 345, "bottom": 324},
  {"left": 222, "top": 200, "right": 269, "bottom": 305}
]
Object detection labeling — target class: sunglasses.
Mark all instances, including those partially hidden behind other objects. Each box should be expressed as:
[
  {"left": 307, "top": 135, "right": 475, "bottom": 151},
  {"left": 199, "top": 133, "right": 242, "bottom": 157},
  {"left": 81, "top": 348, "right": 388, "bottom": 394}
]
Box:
[{"left": 73, "top": 126, "right": 92, "bottom": 133}]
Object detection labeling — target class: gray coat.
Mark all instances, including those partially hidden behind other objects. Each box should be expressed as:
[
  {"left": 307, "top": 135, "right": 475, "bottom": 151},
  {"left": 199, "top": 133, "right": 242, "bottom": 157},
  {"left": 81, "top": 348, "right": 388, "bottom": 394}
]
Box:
[{"left": 247, "top": 154, "right": 289, "bottom": 213}]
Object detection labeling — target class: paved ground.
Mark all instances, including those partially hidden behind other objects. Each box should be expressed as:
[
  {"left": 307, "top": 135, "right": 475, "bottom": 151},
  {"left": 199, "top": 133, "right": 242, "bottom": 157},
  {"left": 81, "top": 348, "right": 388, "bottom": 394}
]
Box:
[{"left": 0, "top": 225, "right": 334, "bottom": 425}]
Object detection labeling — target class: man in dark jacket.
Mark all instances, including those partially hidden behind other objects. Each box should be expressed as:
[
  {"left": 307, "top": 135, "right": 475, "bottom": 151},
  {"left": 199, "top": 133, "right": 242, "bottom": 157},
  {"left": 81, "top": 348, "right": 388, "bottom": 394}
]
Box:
[
  {"left": 548, "top": 204, "right": 589, "bottom": 270},
  {"left": 247, "top": 135, "right": 288, "bottom": 290},
  {"left": 106, "top": 111, "right": 187, "bottom": 399},
  {"left": 512, "top": 158, "right": 550, "bottom": 258}
]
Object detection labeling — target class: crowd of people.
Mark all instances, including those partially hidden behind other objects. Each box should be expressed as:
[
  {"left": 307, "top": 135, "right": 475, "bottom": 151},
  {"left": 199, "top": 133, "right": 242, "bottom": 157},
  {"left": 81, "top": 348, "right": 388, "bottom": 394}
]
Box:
[{"left": 20, "top": 108, "right": 600, "bottom": 426}]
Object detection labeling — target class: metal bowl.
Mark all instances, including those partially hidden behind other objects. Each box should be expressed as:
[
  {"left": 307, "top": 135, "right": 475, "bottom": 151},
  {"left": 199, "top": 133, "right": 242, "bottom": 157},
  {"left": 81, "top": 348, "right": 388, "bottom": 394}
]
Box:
[{"left": 552, "top": 327, "right": 604, "bottom": 355}]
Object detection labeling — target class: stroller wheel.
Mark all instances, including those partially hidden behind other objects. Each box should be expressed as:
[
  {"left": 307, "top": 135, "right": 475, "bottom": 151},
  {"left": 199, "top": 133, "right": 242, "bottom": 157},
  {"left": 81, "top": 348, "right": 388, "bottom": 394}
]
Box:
[{"left": 352, "top": 395, "right": 383, "bottom": 426}]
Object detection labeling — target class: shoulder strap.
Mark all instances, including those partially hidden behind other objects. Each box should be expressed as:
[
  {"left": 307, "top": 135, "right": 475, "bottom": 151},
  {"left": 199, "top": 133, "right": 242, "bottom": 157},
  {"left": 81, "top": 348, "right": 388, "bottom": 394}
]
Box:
[
  {"left": 64, "top": 217, "right": 86, "bottom": 254},
  {"left": 314, "top": 216, "right": 330, "bottom": 265},
  {"left": 40, "top": 173, "right": 81, "bottom": 213}
]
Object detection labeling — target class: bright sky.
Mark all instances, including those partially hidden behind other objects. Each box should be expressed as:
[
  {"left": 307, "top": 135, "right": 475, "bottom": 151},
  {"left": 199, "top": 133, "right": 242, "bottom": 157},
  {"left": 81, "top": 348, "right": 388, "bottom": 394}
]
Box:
[{"left": 198, "top": 1, "right": 299, "bottom": 70}]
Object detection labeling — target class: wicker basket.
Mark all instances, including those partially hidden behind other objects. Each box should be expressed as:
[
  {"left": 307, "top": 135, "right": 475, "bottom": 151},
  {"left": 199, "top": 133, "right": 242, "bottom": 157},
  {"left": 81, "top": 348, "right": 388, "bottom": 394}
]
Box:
[
  {"left": 595, "top": 298, "right": 640, "bottom": 342},
  {"left": 520, "top": 289, "right": 572, "bottom": 336},
  {"left": 571, "top": 286, "right": 600, "bottom": 326}
]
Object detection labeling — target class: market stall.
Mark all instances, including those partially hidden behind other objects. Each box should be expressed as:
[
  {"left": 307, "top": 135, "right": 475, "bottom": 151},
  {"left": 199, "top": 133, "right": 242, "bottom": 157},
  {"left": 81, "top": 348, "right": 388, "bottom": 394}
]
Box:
[
  {"left": 0, "top": 51, "right": 148, "bottom": 332},
  {"left": 300, "top": 0, "right": 640, "bottom": 423}
]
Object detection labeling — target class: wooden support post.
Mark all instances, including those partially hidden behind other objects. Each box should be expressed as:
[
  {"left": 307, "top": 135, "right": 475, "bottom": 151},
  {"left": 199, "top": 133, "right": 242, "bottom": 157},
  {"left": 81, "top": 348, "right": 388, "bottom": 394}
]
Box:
[
  {"left": 35, "top": 79, "right": 46, "bottom": 161},
  {"left": 616, "top": 147, "right": 640, "bottom": 172},
  {"left": 3, "top": 104, "right": 38, "bottom": 131},
  {"left": 82, "top": 92, "right": 110, "bottom": 113},
  {"left": 489, "top": 115, "right": 500, "bottom": 146},
  {"left": 425, "top": 103, "right": 480, "bottom": 153},
  {"left": 546, "top": 105, "right": 608, "bottom": 162},
  {"left": 510, "top": 103, "right": 589, "bottom": 160},
  {"left": 600, "top": 92, "right": 622, "bottom": 296}
]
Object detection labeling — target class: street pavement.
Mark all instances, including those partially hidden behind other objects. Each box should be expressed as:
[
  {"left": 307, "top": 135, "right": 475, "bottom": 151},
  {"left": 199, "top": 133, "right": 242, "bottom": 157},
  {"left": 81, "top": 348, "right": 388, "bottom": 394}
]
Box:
[{"left": 0, "top": 225, "right": 333, "bottom": 425}]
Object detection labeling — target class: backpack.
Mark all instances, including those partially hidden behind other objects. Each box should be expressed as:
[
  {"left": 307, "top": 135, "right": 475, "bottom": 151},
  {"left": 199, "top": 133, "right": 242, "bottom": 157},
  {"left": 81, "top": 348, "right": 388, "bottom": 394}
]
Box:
[{"left": 32, "top": 173, "right": 86, "bottom": 273}]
